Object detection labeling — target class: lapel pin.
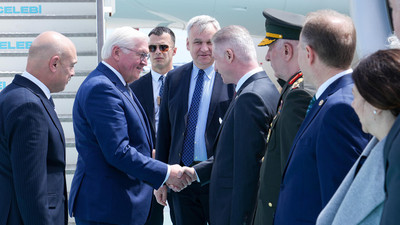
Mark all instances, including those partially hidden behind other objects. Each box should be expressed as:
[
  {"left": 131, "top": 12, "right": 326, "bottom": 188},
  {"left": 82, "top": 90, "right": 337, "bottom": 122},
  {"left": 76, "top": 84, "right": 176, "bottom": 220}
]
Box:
[
  {"left": 318, "top": 100, "right": 324, "bottom": 106},
  {"left": 219, "top": 117, "right": 223, "bottom": 124}
]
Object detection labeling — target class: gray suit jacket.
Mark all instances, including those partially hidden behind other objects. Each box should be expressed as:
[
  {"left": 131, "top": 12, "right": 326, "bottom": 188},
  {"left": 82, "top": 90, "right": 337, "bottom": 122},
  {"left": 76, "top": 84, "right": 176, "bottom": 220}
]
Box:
[{"left": 317, "top": 137, "right": 386, "bottom": 225}]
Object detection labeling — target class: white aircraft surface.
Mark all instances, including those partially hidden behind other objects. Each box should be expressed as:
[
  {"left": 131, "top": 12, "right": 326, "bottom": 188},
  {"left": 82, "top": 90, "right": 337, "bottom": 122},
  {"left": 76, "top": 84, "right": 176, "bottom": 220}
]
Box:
[{"left": 105, "top": 0, "right": 393, "bottom": 59}]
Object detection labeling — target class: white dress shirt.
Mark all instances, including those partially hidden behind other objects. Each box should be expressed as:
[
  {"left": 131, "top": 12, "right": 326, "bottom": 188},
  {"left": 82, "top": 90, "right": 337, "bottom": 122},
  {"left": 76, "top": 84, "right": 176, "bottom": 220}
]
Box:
[{"left": 188, "top": 63, "right": 216, "bottom": 162}]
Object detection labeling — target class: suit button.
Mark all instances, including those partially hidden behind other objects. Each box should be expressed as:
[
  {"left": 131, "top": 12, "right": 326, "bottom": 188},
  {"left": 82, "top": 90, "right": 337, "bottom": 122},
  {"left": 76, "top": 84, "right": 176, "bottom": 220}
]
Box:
[{"left": 268, "top": 202, "right": 273, "bottom": 207}]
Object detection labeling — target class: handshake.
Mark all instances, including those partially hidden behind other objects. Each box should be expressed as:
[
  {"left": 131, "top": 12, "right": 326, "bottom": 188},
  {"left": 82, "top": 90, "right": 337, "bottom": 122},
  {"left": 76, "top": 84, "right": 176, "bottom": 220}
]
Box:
[{"left": 154, "top": 164, "right": 197, "bottom": 206}]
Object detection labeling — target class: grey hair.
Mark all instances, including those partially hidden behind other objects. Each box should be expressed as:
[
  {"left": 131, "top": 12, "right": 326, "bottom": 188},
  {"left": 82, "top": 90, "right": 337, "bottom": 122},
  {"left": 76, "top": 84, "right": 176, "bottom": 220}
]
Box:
[
  {"left": 212, "top": 25, "right": 257, "bottom": 63},
  {"left": 186, "top": 15, "right": 221, "bottom": 37},
  {"left": 101, "top": 26, "right": 148, "bottom": 59}
]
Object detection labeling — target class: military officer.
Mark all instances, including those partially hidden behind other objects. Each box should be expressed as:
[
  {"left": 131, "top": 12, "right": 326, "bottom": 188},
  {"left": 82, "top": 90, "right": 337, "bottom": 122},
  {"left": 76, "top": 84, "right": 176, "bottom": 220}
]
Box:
[{"left": 253, "top": 9, "right": 314, "bottom": 225}]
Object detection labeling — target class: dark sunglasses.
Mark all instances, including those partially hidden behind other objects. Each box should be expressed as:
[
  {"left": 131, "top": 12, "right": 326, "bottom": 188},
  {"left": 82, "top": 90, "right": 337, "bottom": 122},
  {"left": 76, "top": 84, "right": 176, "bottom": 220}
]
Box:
[{"left": 149, "top": 44, "right": 170, "bottom": 53}]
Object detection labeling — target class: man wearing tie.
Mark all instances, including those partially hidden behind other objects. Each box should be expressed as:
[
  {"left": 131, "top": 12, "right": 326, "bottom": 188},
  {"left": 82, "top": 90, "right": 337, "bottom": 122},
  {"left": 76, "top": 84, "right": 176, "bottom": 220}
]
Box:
[
  {"left": 192, "top": 25, "right": 280, "bottom": 225},
  {"left": 68, "top": 27, "right": 192, "bottom": 225},
  {"left": 0, "top": 31, "right": 77, "bottom": 224},
  {"left": 273, "top": 10, "right": 370, "bottom": 224},
  {"left": 155, "top": 16, "right": 235, "bottom": 225},
  {"left": 130, "top": 26, "right": 177, "bottom": 225}
]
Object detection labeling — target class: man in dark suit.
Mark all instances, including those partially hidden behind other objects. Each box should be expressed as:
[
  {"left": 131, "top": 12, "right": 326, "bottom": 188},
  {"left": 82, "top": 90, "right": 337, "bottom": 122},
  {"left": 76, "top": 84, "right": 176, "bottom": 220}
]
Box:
[
  {"left": 155, "top": 16, "right": 235, "bottom": 225},
  {"left": 130, "top": 26, "right": 177, "bottom": 225},
  {"left": 0, "top": 31, "right": 77, "bottom": 225},
  {"left": 273, "top": 10, "right": 370, "bottom": 224},
  {"left": 253, "top": 9, "right": 313, "bottom": 225},
  {"left": 68, "top": 27, "right": 192, "bottom": 225},
  {"left": 192, "top": 25, "right": 280, "bottom": 225},
  {"left": 381, "top": 0, "right": 400, "bottom": 224}
]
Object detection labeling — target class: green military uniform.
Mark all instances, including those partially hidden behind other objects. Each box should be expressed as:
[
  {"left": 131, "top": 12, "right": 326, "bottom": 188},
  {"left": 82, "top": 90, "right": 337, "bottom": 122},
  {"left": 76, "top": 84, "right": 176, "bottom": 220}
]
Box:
[
  {"left": 253, "top": 9, "right": 314, "bottom": 225},
  {"left": 254, "top": 72, "right": 312, "bottom": 225}
]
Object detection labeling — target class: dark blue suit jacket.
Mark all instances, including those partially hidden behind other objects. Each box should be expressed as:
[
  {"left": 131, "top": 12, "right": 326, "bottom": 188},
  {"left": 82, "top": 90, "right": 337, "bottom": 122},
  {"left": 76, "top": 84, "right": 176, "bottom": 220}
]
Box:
[
  {"left": 68, "top": 63, "right": 168, "bottom": 225},
  {"left": 0, "top": 75, "right": 67, "bottom": 225},
  {"left": 156, "top": 62, "right": 235, "bottom": 165},
  {"left": 130, "top": 72, "right": 156, "bottom": 145},
  {"left": 274, "top": 74, "right": 370, "bottom": 224},
  {"left": 194, "top": 71, "right": 279, "bottom": 225}
]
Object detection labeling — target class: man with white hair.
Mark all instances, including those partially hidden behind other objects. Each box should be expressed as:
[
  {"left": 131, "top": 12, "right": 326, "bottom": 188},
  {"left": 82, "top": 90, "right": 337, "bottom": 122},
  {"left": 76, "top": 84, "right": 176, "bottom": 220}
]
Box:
[
  {"left": 68, "top": 27, "right": 192, "bottom": 225},
  {"left": 192, "top": 25, "right": 280, "bottom": 225}
]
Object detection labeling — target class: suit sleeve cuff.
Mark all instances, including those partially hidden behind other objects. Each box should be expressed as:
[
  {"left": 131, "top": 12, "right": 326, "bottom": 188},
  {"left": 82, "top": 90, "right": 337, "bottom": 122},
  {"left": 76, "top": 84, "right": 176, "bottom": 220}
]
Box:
[{"left": 194, "top": 168, "right": 201, "bottom": 182}]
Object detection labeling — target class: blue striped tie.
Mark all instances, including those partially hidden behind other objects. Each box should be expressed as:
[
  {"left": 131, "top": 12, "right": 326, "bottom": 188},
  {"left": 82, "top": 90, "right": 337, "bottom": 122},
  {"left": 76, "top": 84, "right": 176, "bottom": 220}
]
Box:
[{"left": 182, "top": 69, "right": 205, "bottom": 166}]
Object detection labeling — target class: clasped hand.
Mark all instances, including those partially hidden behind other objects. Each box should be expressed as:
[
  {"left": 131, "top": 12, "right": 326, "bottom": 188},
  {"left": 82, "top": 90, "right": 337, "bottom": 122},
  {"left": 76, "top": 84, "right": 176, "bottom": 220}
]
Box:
[{"left": 154, "top": 165, "right": 196, "bottom": 206}]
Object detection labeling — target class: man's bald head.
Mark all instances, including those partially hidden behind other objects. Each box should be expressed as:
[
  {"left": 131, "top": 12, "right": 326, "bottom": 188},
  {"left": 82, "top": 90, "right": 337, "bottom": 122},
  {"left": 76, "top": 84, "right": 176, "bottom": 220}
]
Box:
[
  {"left": 27, "top": 31, "right": 77, "bottom": 93},
  {"left": 27, "top": 31, "right": 74, "bottom": 66}
]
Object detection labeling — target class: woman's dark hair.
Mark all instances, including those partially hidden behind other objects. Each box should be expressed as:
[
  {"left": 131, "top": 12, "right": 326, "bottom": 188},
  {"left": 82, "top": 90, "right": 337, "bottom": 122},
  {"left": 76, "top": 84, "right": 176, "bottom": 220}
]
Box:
[{"left": 353, "top": 49, "right": 400, "bottom": 116}]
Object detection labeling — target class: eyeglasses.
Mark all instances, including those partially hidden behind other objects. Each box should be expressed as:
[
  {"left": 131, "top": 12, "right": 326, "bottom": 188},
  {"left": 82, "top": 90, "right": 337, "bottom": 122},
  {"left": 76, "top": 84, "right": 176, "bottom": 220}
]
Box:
[
  {"left": 149, "top": 44, "right": 170, "bottom": 53},
  {"left": 120, "top": 47, "right": 149, "bottom": 61}
]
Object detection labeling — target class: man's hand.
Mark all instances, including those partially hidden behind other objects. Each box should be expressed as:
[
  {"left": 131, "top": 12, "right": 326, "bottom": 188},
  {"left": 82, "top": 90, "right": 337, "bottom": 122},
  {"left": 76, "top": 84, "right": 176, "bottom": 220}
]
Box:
[
  {"left": 154, "top": 185, "right": 167, "bottom": 206},
  {"left": 183, "top": 166, "right": 197, "bottom": 182},
  {"left": 167, "top": 166, "right": 198, "bottom": 192},
  {"left": 166, "top": 164, "right": 191, "bottom": 192}
]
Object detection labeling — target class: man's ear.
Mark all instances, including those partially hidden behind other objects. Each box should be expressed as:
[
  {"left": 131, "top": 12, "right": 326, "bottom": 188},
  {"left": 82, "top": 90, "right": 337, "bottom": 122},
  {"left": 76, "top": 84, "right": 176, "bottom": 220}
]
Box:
[
  {"left": 172, "top": 47, "right": 177, "bottom": 56},
  {"left": 49, "top": 55, "right": 60, "bottom": 72},
  {"left": 305, "top": 45, "right": 315, "bottom": 65},
  {"left": 112, "top": 45, "right": 121, "bottom": 61},
  {"left": 225, "top": 49, "right": 234, "bottom": 63},
  {"left": 284, "top": 43, "right": 294, "bottom": 61}
]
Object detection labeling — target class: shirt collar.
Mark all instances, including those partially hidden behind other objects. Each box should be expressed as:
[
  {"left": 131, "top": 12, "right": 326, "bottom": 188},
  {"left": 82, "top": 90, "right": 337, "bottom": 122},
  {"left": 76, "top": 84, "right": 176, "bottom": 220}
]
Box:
[
  {"left": 21, "top": 71, "right": 51, "bottom": 99},
  {"left": 193, "top": 63, "right": 214, "bottom": 80},
  {"left": 150, "top": 69, "right": 165, "bottom": 82},
  {"left": 315, "top": 68, "right": 353, "bottom": 99},
  {"left": 102, "top": 61, "right": 127, "bottom": 86},
  {"left": 236, "top": 67, "right": 263, "bottom": 92}
]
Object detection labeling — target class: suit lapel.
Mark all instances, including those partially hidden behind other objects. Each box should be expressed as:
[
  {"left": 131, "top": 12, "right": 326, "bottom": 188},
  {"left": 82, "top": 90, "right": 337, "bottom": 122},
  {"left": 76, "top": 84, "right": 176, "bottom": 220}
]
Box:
[
  {"left": 180, "top": 63, "right": 193, "bottom": 126},
  {"left": 206, "top": 72, "right": 223, "bottom": 129},
  {"left": 41, "top": 95, "right": 66, "bottom": 145},
  {"left": 212, "top": 94, "right": 236, "bottom": 152},
  {"left": 139, "top": 73, "right": 156, "bottom": 133},
  {"left": 98, "top": 63, "right": 153, "bottom": 149},
  {"left": 211, "top": 72, "right": 263, "bottom": 152},
  {"left": 13, "top": 75, "right": 65, "bottom": 145},
  {"left": 282, "top": 74, "right": 354, "bottom": 179}
]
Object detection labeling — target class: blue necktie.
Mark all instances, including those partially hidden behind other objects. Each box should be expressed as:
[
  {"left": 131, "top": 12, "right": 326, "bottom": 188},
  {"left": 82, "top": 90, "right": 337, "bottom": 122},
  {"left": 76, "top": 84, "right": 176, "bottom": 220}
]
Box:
[
  {"left": 306, "top": 95, "right": 316, "bottom": 115},
  {"left": 182, "top": 69, "right": 205, "bottom": 166},
  {"left": 159, "top": 75, "right": 165, "bottom": 98}
]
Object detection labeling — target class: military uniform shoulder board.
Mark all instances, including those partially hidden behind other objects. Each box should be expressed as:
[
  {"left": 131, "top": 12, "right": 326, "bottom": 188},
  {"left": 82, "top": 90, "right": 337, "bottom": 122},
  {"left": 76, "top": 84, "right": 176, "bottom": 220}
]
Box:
[{"left": 291, "top": 77, "right": 303, "bottom": 90}]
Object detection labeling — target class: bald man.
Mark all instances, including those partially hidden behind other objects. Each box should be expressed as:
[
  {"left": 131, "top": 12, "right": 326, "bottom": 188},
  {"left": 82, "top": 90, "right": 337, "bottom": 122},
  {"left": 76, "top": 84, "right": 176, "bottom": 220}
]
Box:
[{"left": 0, "top": 31, "right": 77, "bottom": 224}]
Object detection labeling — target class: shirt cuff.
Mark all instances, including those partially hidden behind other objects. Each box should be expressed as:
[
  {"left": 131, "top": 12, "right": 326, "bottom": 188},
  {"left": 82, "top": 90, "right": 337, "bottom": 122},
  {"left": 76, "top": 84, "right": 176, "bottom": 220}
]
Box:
[{"left": 160, "top": 164, "right": 171, "bottom": 189}]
